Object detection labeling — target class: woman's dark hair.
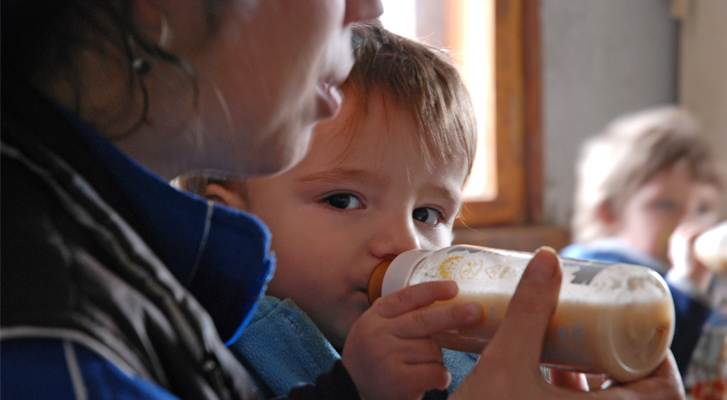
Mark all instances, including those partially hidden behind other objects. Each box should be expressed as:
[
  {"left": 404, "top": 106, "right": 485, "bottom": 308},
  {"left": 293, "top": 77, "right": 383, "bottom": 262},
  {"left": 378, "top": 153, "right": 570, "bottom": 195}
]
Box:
[{"left": 1, "top": 0, "right": 220, "bottom": 136}]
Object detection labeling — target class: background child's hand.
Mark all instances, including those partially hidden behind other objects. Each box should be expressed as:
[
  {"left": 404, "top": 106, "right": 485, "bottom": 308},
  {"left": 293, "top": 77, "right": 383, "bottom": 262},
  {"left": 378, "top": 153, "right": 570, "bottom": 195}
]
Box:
[
  {"left": 341, "top": 280, "right": 482, "bottom": 400},
  {"left": 449, "top": 248, "right": 685, "bottom": 400},
  {"left": 668, "top": 219, "right": 716, "bottom": 293}
]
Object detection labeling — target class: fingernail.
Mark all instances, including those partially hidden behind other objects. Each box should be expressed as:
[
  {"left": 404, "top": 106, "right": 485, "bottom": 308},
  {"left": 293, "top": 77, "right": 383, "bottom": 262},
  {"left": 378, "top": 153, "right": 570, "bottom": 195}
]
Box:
[
  {"left": 463, "top": 303, "right": 483, "bottom": 322},
  {"left": 524, "top": 246, "right": 559, "bottom": 283},
  {"left": 442, "top": 280, "right": 459, "bottom": 297}
]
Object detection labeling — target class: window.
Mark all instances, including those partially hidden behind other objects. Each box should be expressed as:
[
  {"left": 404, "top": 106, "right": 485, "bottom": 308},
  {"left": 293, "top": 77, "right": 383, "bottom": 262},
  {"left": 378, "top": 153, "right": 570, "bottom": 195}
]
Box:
[{"left": 380, "top": 0, "right": 542, "bottom": 228}]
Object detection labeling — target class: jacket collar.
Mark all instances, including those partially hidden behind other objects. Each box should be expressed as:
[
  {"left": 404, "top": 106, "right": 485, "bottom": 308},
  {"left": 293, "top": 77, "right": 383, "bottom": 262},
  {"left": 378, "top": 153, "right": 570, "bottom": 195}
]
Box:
[{"left": 52, "top": 98, "right": 275, "bottom": 344}]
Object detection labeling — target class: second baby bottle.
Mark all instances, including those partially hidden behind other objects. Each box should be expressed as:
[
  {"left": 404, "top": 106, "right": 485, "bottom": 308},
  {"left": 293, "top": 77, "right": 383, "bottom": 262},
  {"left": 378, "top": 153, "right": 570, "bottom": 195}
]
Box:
[{"left": 368, "top": 245, "right": 675, "bottom": 382}]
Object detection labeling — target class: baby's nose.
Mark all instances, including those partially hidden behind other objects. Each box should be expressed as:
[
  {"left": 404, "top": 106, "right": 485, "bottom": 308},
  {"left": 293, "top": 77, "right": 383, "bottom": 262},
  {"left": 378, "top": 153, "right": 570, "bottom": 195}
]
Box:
[{"left": 369, "top": 217, "right": 420, "bottom": 259}]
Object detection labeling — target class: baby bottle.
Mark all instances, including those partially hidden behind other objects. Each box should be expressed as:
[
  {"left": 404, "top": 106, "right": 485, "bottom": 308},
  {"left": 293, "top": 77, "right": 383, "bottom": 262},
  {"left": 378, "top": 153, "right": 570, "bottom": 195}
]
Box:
[
  {"left": 368, "top": 245, "right": 675, "bottom": 382},
  {"left": 694, "top": 220, "right": 727, "bottom": 273}
]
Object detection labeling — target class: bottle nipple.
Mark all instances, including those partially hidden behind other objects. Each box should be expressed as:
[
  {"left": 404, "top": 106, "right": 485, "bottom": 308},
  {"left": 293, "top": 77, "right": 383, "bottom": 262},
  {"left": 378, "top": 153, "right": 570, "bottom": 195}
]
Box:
[{"left": 368, "top": 261, "right": 392, "bottom": 305}]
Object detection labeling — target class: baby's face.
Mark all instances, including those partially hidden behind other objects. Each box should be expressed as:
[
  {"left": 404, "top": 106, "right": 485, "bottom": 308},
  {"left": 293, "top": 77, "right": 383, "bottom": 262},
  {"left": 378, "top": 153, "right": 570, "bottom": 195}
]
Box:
[
  {"left": 612, "top": 161, "right": 722, "bottom": 264},
  {"left": 244, "top": 93, "right": 469, "bottom": 349},
  {"left": 685, "top": 181, "right": 723, "bottom": 224}
]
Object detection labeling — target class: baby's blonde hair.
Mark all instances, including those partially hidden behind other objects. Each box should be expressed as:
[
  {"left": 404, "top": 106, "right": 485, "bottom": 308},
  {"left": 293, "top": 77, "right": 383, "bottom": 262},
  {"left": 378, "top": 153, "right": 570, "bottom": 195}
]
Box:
[
  {"left": 571, "top": 105, "right": 723, "bottom": 243},
  {"left": 345, "top": 22, "right": 477, "bottom": 181}
]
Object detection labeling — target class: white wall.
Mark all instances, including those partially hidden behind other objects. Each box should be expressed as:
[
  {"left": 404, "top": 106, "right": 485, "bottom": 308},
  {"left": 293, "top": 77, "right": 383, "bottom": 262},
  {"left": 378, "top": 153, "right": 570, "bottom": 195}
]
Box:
[
  {"left": 679, "top": 0, "right": 727, "bottom": 213},
  {"left": 541, "top": 0, "right": 679, "bottom": 227},
  {"left": 541, "top": 0, "right": 727, "bottom": 228}
]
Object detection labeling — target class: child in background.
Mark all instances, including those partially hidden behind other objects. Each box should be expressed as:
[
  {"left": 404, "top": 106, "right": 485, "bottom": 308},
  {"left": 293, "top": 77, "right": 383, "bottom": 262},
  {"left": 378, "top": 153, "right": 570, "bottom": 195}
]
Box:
[
  {"left": 561, "top": 105, "right": 725, "bottom": 378},
  {"left": 174, "top": 23, "right": 479, "bottom": 399}
]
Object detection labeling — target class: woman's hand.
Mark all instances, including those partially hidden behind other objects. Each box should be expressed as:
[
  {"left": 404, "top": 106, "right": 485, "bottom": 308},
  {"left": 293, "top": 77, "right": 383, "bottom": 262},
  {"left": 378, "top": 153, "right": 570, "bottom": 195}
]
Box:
[
  {"left": 450, "top": 248, "right": 686, "bottom": 400},
  {"left": 342, "top": 280, "right": 483, "bottom": 400}
]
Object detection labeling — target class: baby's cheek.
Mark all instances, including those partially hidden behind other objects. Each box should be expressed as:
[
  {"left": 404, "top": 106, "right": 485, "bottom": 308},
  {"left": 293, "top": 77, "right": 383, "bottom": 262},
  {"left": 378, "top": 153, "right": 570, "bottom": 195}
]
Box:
[{"left": 342, "top": 305, "right": 368, "bottom": 336}]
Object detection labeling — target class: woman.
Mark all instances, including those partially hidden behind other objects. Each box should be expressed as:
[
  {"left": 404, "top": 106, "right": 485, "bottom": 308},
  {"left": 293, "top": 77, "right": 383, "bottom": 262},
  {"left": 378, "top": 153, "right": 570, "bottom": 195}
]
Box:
[
  {"left": 1, "top": 0, "right": 684, "bottom": 399},
  {"left": 2, "top": 1, "right": 384, "bottom": 398}
]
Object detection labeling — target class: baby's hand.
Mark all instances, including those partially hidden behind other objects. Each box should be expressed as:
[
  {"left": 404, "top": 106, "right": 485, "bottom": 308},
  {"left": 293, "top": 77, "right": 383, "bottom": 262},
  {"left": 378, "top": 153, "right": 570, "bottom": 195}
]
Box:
[
  {"left": 668, "top": 219, "right": 715, "bottom": 293},
  {"left": 341, "top": 280, "right": 482, "bottom": 400}
]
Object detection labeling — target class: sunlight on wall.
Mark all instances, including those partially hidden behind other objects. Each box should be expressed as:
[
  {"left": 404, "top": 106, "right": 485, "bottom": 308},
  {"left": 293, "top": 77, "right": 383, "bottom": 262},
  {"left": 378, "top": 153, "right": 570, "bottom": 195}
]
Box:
[
  {"left": 379, "top": 0, "right": 417, "bottom": 39},
  {"left": 380, "top": 0, "right": 496, "bottom": 201}
]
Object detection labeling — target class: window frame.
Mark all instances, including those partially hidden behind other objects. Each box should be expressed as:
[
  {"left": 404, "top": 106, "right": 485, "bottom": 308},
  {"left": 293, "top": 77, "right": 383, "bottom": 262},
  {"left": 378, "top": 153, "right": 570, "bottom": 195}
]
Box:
[{"left": 455, "top": 0, "right": 542, "bottom": 228}]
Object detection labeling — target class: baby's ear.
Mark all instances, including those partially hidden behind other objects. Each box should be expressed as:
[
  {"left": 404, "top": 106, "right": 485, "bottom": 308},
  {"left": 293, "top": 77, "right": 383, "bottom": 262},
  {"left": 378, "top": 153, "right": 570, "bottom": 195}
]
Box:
[
  {"left": 202, "top": 183, "right": 247, "bottom": 210},
  {"left": 597, "top": 200, "right": 619, "bottom": 233}
]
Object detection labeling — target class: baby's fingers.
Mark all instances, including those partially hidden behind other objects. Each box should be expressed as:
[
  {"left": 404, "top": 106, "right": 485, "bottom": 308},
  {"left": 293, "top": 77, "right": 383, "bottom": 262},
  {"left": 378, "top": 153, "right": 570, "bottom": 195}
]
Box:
[
  {"left": 395, "top": 302, "right": 483, "bottom": 339},
  {"left": 371, "top": 280, "right": 482, "bottom": 341},
  {"left": 404, "top": 362, "right": 452, "bottom": 393},
  {"left": 374, "top": 280, "right": 460, "bottom": 318}
]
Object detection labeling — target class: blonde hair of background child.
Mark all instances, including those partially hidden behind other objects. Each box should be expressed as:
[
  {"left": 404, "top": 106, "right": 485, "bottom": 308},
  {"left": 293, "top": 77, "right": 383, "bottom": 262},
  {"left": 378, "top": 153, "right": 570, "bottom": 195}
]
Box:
[
  {"left": 174, "top": 22, "right": 478, "bottom": 198},
  {"left": 571, "top": 105, "right": 724, "bottom": 243}
]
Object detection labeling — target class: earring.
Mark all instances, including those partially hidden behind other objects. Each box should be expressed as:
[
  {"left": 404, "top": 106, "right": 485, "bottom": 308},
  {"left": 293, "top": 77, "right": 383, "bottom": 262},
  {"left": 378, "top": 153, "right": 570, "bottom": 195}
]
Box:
[
  {"left": 158, "top": 13, "right": 170, "bottom": 48},
  {"left": 132, "top": 57, "right": 152, "bottom": 76},
  {"left": 130, "top": 13, "right": 168, "bottom": 76},
  {"left": 127, "top": 33, "right": 152, "bottom": 76}
]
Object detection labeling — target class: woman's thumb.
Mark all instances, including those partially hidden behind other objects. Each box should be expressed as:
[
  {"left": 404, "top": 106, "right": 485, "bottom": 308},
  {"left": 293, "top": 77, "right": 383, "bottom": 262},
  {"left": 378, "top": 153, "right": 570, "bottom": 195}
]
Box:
[{"left": 486, "top": 247, "right": 562, "bottom": 368}]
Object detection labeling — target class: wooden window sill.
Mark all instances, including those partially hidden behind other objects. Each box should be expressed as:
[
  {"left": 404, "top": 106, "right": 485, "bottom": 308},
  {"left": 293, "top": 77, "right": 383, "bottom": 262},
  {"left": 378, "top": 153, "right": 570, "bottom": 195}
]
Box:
[{"left": 452, "top": 225, "right": 570, "bottom": 253}]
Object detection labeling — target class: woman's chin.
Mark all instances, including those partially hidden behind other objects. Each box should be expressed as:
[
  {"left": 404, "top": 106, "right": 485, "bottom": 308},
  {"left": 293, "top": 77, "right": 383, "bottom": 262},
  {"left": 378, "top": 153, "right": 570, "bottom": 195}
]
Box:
[{"left": 257, "top": 139, "right": 312, "bottom": 177}]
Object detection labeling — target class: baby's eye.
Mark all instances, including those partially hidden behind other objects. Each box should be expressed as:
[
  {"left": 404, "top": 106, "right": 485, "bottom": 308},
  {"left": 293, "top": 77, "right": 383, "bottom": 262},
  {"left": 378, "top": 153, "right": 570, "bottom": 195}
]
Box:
[
  {"left": 412, "top": 207, "right": 443, "bottom": 225},
  {"left": 322, "top": 193, "right": 363, "bottom": 210},
  {"left": 695, "top": 202, "right": 713, "bottom": 215},
  {"left": 653, "top": 199, "right": 678, "bottom": 211}
]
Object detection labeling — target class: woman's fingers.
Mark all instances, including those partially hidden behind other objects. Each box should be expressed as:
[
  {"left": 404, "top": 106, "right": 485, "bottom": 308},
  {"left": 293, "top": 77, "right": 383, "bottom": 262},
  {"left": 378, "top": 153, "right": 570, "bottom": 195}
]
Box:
[
  {"left": 449, "top": 248, "right": 564, "bottom": 400},
  {"left": 444, "top": 247, "right": 686, "bottom": 400},
  {"left": 485, "top": 247, "right": 562, "bottom": 369},
  {"left": 549, "top": 369, "right": 589, "bottom": 390},
  {"left": 612, "top": 353, "right": 685, "bottom": 400}
]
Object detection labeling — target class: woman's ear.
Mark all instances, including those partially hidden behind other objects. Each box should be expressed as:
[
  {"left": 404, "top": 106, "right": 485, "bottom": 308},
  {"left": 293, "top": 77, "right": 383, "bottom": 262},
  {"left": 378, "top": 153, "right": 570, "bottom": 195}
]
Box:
[
  {"left": 202, "top": 183, "right": 247, "bottom": 210},
  {"left": 133, "top": 0, "right": 165, "bottom": 39},
  {"left": 133, "top": 0, "right": 181, "bottom": 49}
]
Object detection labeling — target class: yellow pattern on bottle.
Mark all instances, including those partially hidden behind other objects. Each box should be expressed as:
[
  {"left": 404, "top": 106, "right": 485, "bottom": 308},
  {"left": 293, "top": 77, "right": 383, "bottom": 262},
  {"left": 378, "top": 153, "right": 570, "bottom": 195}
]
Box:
[
  {"left": 459, "top": 259, "right": 484, "bottom": 280},
  {"left": 439, "top": 256, "right": 463, "bottom": 279}
]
